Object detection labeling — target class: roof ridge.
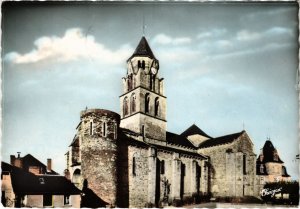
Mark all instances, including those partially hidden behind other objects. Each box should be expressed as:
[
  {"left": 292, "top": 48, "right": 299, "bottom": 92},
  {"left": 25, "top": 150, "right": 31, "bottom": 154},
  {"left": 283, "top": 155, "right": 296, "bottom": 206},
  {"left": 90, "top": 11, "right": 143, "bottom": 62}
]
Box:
[
  {"left": 181, "top": 124, "right": 211, "bottom": 138},
  {"left": 214, "top": 130, "right": 244, "bottom": 139}
]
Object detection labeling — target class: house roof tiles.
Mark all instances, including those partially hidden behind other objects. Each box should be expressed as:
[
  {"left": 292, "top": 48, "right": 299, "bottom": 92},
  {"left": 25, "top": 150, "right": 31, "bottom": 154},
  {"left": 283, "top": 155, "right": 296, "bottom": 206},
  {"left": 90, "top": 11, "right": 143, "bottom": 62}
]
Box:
[
  {"left": 21, "top": 154, "right": 58, "bottom": 175},
  {"left": 2, "top": 162, "right": 80, "bottom": 195}
]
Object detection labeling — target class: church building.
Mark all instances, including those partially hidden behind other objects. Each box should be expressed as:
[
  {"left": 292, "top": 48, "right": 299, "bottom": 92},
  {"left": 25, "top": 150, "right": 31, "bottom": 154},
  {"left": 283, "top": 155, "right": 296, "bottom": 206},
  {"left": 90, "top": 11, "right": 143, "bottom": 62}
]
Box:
[{"left": 65, "top": 36, "right": 258, "bottom": 207}]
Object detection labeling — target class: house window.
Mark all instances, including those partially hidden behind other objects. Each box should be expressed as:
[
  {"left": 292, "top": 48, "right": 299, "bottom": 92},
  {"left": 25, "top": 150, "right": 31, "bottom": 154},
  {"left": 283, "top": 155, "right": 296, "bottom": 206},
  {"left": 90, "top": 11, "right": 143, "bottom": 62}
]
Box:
[
  {"left": 274, "top": 154, "right": 279, "bottom": 161},
  {"left": 132, "top": 157, "right": 136, "bottom": 176},
  {"left": 160, "top": 160, "right": 165, "bottom": 174},
  {"left": 260, "top": 164, "right": 264, "bottom": 173},
  {"left": 102, "top": 122, "right": 107, "bottom": 137},
  {"left": 64, "top": 195, "right": 70, "bottom": 205},
  {"left": 43, "top": 194, "right": 53, "bottom": 207},
  {"left": 138, "top": 60, "right": 141, "bottom": 68},
  {"left": 145, "top": 93, "right": 150, "bottom": 113},
  {"left": 154, "top": 97, "right": 159, "bottom": 116},
  {"left": 124, "top": 97, "right": 129, "bottom": 116},
  {"left": 39, "top": 177, "right": 45, "bottom": 184},
  {"left": 131, "top": 93, "right": 136, "bottom": 113},
  {"left": 260, "top": 176, "right": 265, "bottom": 184}
]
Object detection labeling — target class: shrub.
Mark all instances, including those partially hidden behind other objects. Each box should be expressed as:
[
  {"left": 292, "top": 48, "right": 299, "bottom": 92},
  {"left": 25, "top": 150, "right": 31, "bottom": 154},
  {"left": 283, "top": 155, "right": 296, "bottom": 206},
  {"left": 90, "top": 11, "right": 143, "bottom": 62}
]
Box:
[
  {"left": 261, "top": 181, "right": 299, "bottom": 205},
  {"left": 172, "top": 198, "right": 183, "bottom": 207}
]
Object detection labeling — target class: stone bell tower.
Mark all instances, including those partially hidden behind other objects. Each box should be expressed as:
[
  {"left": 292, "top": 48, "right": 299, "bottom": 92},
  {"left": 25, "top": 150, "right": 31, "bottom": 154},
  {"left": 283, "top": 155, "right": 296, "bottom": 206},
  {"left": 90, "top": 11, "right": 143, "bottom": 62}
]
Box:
[{"left": 120, "top": 36, "right": 167, "bottom": 143}]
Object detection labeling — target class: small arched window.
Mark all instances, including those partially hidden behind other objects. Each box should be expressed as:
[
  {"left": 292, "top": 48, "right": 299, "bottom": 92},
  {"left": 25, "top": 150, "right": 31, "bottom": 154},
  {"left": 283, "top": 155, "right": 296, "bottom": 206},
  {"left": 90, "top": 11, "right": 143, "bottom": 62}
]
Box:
[
  {"left": 114, "top": 123, "right": 118, "bottom": 139},
  {"left": 138, "top": 60, "right": 141, "bottom": 68},
  {"left": 145, "top": 93, "right": 150, "bottom": 113},
  {"left": 160, "top": 160, "right": 165, "bottom": 174},
  {"left": 103, "top": 122, "right": 106, "bottom": 137},
  {"left": 124, "top": 97, "right": 129, "bottom": 116},
  {"left": 243, "top": 154, "right": 246, "bottom": 175},
  {"left": 154, "top": 97, "right": 159, "bottom": 116},
  {"left": 132, "top": 157, "right": 136, "bottom": 176},
  {"left": 141, "top": 125, "right": 145, "bottom": 137},
  {"left": 89, "top": 121, "right": 93, "bottom": 135},
  {"left": 131, "top": 93, "right": 136, "bottom": 113}
]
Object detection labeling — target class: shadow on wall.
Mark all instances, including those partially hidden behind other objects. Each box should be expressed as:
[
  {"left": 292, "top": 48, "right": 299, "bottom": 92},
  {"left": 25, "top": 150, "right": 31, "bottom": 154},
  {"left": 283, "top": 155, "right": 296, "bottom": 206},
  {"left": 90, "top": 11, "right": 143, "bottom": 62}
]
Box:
[
  {"left": 116, "top": 131, "right": 129, "bottom": 207},
  {"left": 81, "top": 179, "right": 108, "bottom": 208}
]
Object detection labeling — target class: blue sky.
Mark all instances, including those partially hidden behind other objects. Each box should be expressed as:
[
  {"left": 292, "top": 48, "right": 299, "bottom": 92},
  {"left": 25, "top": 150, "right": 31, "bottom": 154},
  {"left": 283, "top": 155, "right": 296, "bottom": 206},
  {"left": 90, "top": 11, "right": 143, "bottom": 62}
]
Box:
[{"left": 2, "top": 2, "right": 299, "bottom": 179}]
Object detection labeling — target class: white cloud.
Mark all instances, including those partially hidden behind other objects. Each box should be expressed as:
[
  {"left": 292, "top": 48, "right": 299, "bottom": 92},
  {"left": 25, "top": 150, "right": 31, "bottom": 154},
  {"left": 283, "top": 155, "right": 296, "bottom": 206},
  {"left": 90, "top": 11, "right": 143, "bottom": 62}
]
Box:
[
  {"left": 197, "top": 32, "right": 212, "bottom": 39},
  {"left": 4, "top": 28, "right": 132, "bottom": 65},
  {"left": 197, "top": 29, "right": 227, "bottom": 40},
  {"left": 216, "top": 40, "right": 232, "bottom": 48},
  {"left": 264, "top": 27, "right": 293, "bottom": 36},
  {"left": 236, "top": 30, "right": 261, "bottom": 41},
  {"left": 152, "top": 34, "right": 191, "bottom": 45}
]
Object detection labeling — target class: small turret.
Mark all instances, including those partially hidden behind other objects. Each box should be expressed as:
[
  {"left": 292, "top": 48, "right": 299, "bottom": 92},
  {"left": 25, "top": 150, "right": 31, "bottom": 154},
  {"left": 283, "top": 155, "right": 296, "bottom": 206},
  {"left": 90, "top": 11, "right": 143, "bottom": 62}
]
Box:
[{"left": 79, "top": 109, "right": 120, "bottom": 206}]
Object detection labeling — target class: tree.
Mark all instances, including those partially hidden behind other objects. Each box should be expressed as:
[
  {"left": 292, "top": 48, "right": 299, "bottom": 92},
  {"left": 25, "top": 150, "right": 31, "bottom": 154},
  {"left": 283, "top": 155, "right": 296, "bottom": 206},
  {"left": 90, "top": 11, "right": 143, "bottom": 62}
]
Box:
[{"left": 261, "top": 181, "right": 299, "bottom": 205}]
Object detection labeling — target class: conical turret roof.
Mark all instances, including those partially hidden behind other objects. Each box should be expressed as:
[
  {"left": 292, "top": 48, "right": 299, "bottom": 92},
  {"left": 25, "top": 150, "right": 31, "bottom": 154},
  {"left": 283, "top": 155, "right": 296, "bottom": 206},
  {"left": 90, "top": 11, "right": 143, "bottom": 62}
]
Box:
[
  {"left": 258, "top": 140, "right": 284, "bottom": 163},
  {"left": 128, "top": 36, "right": 156, "bottom": 61}
]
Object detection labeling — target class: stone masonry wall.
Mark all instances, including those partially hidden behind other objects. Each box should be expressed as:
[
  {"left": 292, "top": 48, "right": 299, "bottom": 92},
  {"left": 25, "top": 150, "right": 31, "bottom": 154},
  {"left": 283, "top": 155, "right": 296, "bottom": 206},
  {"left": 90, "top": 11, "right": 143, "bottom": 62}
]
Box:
[
  {"left": 127, "top": 146, "right": 149, "bottom": 208},
  {"left": 199, "top": 132, "right": 256, "bottom": 198},
  {"left": 125, "top": 142, "right": 208, "bottom": 207},
  {"left": 80, "top": 109, "right": 120, "bottom": 206}
]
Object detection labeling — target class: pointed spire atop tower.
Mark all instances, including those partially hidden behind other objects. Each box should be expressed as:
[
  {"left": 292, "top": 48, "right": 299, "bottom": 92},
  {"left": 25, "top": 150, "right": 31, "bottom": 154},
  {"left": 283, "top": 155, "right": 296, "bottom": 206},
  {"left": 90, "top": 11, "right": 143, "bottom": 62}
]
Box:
[{"left": 128, "top": 37, "right": 156, "bottom": 61}]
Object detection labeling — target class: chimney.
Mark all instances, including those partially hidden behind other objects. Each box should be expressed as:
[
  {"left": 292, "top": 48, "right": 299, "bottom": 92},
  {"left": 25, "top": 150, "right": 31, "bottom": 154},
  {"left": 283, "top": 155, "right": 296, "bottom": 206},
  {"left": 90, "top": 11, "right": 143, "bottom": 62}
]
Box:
[
  {"left": 12, "top": 152, "right": 22, "bottom": 168},
  {"left": 10, "top": 155, "right": 16, "bottom": 165},
  {"left": 47, "top": 159, "right": 52, "bottom": 172}
]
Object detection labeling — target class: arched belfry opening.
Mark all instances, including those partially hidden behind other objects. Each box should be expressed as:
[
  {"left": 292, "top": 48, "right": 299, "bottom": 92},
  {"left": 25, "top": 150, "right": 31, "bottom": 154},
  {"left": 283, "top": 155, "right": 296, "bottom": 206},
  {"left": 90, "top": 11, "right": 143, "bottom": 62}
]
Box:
[
  {"left": 145, "top": 93, "right": 150, "bottom": 113},
  {"left": 131, "top": 93, "right": 136, "bottom": 113},
  {"left": 154, "top": 97, "right": 159, "bottom": 116},
  {"left": 123, "top": 97, "right": 129, "bottom": 116}
]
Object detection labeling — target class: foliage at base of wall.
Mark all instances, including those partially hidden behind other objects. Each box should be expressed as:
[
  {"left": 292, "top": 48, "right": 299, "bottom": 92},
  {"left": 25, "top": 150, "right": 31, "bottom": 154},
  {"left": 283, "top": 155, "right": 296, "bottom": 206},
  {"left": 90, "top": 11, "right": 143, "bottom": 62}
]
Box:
[{"left": 261, "top": 181, "right": 299, "bottom": 205}]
